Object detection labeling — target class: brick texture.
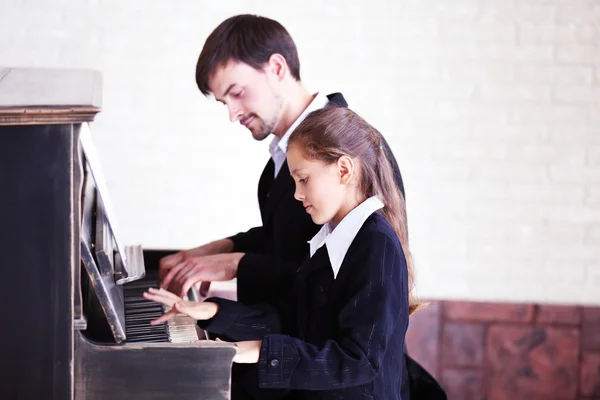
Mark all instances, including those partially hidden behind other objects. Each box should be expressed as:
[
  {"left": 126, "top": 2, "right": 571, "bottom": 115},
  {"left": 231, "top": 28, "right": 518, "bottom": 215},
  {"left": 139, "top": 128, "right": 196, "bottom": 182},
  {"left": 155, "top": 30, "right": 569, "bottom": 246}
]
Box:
[
  {"left": 486, "top": 326, "right": 579, "bottom": 400},
  {"left": 408, "top": 299, "right": 600, "bottom": 400},
  {"left": 445, "top": 301, "right": 534, "bottom": 322},
  {"left": 536, "top": 305, "right": 581, "bottom": 326}
]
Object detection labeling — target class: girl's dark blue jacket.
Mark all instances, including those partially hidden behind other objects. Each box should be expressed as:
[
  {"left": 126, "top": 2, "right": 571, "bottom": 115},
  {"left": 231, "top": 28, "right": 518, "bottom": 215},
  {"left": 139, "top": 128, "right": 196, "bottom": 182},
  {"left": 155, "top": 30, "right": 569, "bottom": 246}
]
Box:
[{"left": 200, "top": 213, "right": 411, "bottom": 400}]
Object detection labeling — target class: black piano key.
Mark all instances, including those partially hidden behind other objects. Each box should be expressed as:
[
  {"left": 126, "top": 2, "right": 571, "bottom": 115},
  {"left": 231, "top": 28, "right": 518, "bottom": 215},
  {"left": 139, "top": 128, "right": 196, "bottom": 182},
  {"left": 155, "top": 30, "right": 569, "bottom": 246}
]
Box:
[
  {"left": 121, "top": 274, "right": 198, "bottom": 344},
  {"left": 123, "top": 276, "right": 173, "bottom": 343},
  {"left": 126, "top": 329, "right": 164, "bottom": 334},
  {"left": 125, "top": 312, "right": 165, "bottom": 321}
]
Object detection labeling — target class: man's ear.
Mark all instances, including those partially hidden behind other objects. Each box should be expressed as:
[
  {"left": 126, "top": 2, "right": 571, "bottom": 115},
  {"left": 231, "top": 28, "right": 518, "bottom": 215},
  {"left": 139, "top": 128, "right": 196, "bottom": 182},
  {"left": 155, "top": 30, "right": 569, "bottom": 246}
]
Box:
[
  {"left": 337, "top": 156, "right": 355, "bottom": 185},
  {"left": 266, "top": 54, "right": 288, "bottom": 81}
]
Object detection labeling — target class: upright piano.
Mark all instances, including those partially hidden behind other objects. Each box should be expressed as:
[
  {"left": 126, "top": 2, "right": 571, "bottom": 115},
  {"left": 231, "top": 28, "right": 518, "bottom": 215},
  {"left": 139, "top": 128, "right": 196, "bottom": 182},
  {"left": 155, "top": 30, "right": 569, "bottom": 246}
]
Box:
[{"left": 0, "top": 67, "right": 236, "bottom": 400}]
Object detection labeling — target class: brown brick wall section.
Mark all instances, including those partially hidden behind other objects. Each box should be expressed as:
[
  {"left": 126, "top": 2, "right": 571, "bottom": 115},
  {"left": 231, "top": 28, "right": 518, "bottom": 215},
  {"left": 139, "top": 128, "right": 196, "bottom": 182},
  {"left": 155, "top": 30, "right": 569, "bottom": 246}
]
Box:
[{"left": 406, "top": 300, "right": 600, "bottom": 400}]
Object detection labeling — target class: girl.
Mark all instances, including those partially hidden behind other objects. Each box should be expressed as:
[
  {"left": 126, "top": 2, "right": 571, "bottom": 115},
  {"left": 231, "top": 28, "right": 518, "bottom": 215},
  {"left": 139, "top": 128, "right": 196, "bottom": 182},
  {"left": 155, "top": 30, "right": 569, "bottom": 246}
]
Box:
[{"left": 144, "top": 106, "right": 420, "bottom": 399}]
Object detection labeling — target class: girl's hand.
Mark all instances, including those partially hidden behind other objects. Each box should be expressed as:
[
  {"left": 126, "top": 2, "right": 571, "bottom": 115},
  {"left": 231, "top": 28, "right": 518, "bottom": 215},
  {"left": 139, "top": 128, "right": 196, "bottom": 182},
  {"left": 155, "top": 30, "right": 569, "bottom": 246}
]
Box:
[
  {"left": 217, "top": 339, "right": 262, "bottom": 363},
  {"left": 142, "top": 287, "right": 219, "bottom": 325}
]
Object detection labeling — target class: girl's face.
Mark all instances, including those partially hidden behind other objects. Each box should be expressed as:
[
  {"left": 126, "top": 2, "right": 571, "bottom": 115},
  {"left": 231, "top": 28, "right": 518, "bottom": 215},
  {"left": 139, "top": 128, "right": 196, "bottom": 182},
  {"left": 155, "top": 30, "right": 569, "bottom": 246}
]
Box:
[{"left": 287, "top": 143, "right": 360, "bottom": 226}]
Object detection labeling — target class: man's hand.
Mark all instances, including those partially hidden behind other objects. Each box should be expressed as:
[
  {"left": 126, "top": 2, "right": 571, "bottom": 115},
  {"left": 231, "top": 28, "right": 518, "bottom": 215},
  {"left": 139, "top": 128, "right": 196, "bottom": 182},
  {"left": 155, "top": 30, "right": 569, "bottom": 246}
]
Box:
[
  {"left": 159, "top": 251, "right": 186, "bottom": 282},
  {"left": 142, "top": 287, "right": 219, "bottom": 325},
  {"left": 160, "top": 252, "right": 244, "bottom": 297},
  {"left": 158, "top": 238, "right": 234, "bottom": 282}
]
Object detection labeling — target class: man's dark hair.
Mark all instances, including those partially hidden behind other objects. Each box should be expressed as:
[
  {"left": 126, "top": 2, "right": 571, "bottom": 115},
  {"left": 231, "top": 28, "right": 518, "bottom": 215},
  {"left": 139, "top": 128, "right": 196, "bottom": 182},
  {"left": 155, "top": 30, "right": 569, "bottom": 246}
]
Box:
[{"left": 195, "top": 14, "right": 301, "bottom": 95}]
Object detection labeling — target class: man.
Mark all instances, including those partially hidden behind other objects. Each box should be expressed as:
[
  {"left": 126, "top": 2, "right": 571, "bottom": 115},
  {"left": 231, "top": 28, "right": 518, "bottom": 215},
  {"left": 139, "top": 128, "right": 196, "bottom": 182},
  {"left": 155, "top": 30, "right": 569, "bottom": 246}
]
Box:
[{"left": 159, "top": 14, "right": 405, "bottom": 305}]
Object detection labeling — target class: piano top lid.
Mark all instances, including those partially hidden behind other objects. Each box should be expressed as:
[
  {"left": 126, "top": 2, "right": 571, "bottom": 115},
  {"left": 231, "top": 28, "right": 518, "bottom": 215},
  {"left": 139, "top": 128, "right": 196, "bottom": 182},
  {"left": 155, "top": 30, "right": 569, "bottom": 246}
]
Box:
[{"left": 0, "top": 67, "right": 102, "bottom": 126}]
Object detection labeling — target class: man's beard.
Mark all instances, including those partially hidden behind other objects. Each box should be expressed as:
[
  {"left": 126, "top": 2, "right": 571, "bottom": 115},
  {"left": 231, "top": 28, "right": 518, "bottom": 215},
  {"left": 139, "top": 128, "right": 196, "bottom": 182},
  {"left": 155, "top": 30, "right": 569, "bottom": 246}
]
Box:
[{"left": 251, "top": 94, "right": 284, "bottom": 141}]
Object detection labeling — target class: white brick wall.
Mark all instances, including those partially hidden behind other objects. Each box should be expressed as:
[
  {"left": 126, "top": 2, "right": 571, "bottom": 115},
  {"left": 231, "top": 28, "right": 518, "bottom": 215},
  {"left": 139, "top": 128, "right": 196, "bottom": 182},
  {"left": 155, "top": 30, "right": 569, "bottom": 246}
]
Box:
[{"left": 1, "top": 0, "right": 599, "bottom": 305}]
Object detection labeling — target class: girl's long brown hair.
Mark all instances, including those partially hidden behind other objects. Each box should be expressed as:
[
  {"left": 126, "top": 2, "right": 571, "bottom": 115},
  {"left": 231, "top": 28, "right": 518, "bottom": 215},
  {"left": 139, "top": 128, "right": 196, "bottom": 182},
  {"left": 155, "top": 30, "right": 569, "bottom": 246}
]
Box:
[{"left": 288, "top": 105, "right": 421, "bottom": 315}]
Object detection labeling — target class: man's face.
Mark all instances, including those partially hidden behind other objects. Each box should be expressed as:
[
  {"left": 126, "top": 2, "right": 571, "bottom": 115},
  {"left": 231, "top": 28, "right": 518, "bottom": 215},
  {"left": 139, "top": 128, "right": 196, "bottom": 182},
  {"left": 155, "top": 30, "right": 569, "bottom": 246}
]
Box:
[{"left": 208, "top": 60, "right": 284, "bottom": 141}]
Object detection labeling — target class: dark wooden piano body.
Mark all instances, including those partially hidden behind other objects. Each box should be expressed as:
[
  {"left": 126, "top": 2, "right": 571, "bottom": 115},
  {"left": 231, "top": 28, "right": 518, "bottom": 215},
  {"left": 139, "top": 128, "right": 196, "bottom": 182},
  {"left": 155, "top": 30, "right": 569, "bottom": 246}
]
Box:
[{"left": 0, "top": 67, "right": 236, "bottom": 400}]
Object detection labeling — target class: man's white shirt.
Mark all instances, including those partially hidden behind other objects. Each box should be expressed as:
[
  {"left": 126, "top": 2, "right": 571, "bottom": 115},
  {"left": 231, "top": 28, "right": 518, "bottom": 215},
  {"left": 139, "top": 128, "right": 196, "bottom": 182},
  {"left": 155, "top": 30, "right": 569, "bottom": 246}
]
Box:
[{"left": 268, "top": 92, "right": 329, "bottom": 177}]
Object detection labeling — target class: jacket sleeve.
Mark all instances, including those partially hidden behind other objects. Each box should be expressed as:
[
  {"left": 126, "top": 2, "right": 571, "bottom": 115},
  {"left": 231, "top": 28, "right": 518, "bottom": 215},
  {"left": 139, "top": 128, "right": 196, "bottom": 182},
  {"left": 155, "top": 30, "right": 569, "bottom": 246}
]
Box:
[
  {"left": 228, "top": 226, "right": 267, "bottom": 255},
  {"left": 235, "top": 253, "right": 300, "bottom": 305},
  {"left": 256, "top": 232, "right": 409, "bottom": 390},
  {"left": 227, "top": 225, "right": 302, "bottom": 306},
  {"left": 197, "top": 288, "right": 298, "bottom": 342}
]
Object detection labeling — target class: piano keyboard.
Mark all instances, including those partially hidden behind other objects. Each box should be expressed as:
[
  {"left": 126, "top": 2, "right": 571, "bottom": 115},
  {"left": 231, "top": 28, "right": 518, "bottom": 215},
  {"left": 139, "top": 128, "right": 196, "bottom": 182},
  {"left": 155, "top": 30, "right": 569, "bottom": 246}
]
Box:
[{"left": 123, "top": 274, "right": 200, "bottom": 343}]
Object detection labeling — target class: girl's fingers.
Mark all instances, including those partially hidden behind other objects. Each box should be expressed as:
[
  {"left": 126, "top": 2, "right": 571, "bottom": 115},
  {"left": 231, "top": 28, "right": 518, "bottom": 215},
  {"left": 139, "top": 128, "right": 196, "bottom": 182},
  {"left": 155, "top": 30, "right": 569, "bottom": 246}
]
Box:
[
  {"left": 149, "top": 287, "right": 183, "bottom": 302},
  {"left": 150, "top": 309, "right": 177, "bottom": 325},
  {"left": 144, "top": 288, "right": 182, "bottom": 306},
  {"left": 142, "top": 291, "right": 171, "bottom": 307},
  {"left": 143, "top": 291, "right": 168, "bottom": 306}
]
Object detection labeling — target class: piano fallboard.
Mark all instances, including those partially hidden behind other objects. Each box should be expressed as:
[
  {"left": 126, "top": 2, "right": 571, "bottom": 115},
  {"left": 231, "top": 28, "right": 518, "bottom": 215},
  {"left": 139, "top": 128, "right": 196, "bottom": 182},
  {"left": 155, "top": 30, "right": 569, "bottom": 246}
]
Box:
[{"left": 75, "top": 331, "right": 236, "bottom": 400}]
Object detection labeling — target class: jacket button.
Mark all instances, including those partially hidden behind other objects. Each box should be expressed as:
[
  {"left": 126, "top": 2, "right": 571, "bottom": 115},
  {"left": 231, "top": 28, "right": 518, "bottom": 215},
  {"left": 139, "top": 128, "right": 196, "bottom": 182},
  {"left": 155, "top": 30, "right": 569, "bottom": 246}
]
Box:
[{"left": 270, "top": 359, "right": 279, "bottom": 367}]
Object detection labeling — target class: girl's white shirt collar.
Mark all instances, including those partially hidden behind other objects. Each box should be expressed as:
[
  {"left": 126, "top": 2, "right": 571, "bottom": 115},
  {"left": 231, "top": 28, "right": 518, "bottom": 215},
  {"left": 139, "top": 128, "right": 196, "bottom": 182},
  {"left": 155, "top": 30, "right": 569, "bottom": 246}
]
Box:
[{"left": 308, "top": 196, "right": 384, "bottom": 279}]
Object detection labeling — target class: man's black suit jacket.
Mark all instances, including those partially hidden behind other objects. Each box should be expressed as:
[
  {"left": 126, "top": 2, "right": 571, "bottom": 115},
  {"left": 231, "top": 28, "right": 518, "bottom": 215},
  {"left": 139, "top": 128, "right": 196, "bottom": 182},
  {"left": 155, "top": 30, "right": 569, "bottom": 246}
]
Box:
[{"left": 229, "top": 93, "right": 405, "bottom": 305}]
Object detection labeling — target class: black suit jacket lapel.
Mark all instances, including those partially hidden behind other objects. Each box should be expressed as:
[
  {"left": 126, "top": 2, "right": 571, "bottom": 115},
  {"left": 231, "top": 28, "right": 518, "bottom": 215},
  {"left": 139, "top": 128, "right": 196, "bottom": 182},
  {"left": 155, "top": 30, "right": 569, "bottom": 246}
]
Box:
[
  {"left": 262, "top": 160, "right": 294, "bottom": 224},
  {"left": 298, "top": 245, "right": 330, "bottom": 280},
  {"left": 257, "top": 159, "right": 275, "bottom": 224},
  {"left": 326, "top": 92, "right": 348, "bottom": 107}
]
